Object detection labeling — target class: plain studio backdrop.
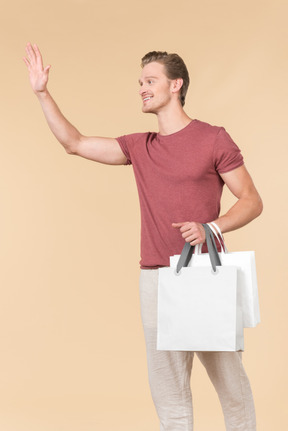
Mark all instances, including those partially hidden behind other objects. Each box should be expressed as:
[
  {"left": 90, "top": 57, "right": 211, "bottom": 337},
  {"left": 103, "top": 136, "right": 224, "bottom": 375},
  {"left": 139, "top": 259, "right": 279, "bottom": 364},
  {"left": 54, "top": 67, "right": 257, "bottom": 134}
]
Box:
[{"left": 0, "top": 0, "right": 287, "bottom": 430}]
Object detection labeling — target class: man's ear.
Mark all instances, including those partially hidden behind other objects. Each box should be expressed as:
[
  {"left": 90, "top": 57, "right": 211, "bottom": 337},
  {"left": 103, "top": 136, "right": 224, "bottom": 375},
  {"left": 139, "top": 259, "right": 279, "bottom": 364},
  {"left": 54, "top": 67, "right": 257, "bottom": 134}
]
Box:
[{"left": 171, "top": 78, "right": 183, "bottom": 94}]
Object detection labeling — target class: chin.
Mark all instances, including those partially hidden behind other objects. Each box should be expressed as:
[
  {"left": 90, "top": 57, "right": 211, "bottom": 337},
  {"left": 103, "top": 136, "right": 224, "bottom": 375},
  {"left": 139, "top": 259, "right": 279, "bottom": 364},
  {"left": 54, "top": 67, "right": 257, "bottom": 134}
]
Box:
[{"left": 142, "top": 105, "right": 156, "bottom": 114}]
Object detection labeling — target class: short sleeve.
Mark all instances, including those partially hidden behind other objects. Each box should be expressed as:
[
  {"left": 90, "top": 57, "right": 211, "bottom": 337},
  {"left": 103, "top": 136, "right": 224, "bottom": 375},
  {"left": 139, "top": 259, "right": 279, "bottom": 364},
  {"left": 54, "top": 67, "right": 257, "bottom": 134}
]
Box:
[
  {"left": 213, "top": 128, "right": 244, "bottom": 174},
  {"left": 116, "top": 135, "right": 132, "bottom": 165}
]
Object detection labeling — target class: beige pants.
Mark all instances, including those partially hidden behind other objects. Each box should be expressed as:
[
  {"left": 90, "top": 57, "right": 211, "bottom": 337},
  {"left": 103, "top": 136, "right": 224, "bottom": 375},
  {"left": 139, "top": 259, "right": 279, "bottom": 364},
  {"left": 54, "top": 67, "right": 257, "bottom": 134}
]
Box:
[{"left": 139, "top": 269, "right": 256, "bottom": 431}]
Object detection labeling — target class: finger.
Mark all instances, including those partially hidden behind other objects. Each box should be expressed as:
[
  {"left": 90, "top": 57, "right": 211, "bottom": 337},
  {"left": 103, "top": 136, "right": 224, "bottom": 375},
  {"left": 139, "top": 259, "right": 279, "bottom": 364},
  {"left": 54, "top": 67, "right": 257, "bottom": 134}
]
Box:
[
  {"left": 190, "top": 238, "right": 203, "bottom": 245},
  {"left": 189, "top": 234, "right": 206, "bottom": 244},
  {"left": 185, "top": 235, "right": 195, "bottom": 243},
  {"left": 33, "top": 44, "right": 44, "bottom": 69},
  {"left": 183, "top": 229, "right": 199, "bottom": 241},
  {"left": 179, "top": 224, "right": 193, "bottom": 234},
  {"left": 182, "top": 230, "right": 195, "bottom": 240},
  {"left": 23, "top": 57, "right": 31, "bottom": 68},
  {"left": 172, "top": 222, "right": 190, "bottom": 229},
  {"left": 25, "top": 43, "right": 36, "bottom": 64}
]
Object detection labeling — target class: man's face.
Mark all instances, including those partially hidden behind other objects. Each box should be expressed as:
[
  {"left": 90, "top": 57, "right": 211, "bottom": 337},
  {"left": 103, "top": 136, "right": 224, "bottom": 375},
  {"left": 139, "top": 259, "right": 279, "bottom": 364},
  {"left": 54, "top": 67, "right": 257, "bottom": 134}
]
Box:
[{"left": 139, "top": 62, "right": 173, "bottom": 114}]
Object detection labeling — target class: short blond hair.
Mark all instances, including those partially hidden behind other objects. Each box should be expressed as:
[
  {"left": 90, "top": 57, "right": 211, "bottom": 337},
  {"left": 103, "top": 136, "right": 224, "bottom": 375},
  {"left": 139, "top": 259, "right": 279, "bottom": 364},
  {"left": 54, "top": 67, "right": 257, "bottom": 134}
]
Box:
[{"left": 141, "top": 51, "right": 190, "bottom": 107}]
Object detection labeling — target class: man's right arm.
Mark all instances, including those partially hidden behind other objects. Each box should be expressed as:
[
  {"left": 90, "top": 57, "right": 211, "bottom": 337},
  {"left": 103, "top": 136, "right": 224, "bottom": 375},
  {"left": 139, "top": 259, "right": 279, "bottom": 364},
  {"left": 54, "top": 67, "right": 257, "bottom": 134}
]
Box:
[{"left": 24, "top": 43, "right": 127, "bottom": 165}]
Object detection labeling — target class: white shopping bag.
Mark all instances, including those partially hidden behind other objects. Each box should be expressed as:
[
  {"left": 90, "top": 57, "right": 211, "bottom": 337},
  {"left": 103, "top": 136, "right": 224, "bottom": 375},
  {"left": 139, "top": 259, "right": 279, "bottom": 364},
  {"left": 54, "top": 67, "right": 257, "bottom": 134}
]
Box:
[
  {"left": 170, "top": 222, "right": 260, "bottom": 328},
  {"left": 157, "top": 224, "right": 244, "bottom": 352},
  {"left": 157, "top": 266, "right": 244, "bottom": 351}
]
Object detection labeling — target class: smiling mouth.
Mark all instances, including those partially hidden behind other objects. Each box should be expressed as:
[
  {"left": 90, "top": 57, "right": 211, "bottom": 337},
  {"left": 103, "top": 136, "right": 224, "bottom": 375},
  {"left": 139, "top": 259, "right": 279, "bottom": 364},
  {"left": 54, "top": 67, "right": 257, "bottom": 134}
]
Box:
[{"left": 143, "top": 96, "right": 153, "bottom": 102}]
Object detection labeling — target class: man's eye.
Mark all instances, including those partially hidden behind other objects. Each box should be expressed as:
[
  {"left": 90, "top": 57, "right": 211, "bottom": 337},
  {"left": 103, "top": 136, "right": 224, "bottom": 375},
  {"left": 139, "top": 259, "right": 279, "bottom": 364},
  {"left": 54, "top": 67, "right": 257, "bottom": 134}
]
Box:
[{"left": 148, "top": 80, "right": 153, "bottom": 84}]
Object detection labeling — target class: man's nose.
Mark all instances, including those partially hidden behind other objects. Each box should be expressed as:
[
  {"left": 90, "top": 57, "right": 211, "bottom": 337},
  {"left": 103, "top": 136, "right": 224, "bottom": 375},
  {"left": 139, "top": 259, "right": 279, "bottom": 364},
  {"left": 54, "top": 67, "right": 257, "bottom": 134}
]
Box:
[{"left": 139, "top": 85, "right": 147, "bottom": 96}]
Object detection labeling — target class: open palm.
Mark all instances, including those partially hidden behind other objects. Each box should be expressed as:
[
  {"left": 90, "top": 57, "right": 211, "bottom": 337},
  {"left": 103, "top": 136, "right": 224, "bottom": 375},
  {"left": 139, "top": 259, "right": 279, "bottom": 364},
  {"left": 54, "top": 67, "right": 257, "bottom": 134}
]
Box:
[{"left": 23, "top": 43, "right": 51, "bottom": 93}]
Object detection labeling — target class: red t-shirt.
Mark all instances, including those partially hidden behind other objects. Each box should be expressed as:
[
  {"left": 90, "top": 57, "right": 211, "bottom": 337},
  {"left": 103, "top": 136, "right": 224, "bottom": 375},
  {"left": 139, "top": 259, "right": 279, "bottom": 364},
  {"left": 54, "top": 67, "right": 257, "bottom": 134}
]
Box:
[{"left": 116, "top": 119, "right": 244, "bottom": 269}]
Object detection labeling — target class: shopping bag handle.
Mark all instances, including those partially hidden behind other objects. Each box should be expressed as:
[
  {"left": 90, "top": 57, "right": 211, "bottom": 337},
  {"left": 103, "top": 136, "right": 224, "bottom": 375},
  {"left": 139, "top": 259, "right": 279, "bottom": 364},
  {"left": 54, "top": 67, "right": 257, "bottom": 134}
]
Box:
[
  {"left": 176, "top": 243, "right": 195, "bottom": 273},
  {"left": 207, "top": 222, "right": 228, "bottom": 253},
  {"left": 203, "top": 224, "right": 222, "bottom": 271},
  {"left": 176, "top": 224, "right": 221, "bottom": 274}
]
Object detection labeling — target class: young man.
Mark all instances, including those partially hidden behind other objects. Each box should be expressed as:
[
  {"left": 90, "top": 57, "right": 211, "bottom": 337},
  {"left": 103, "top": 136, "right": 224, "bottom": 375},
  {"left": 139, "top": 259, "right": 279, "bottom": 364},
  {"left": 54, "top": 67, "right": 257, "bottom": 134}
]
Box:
[{"left": 24, "top": 44, "right": 263, "bottom": 431}]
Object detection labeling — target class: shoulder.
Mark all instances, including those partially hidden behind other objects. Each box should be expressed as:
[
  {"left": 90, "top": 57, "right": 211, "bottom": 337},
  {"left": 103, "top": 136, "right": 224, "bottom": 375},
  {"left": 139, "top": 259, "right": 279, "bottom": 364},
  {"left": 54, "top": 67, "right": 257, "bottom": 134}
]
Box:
[
  {"left": 116, "top": 131, "right": 156, "bottom": 146},
  {"left": 115, "top": 131, "right": 157, "bottom": 164},
  {"left": 193, "top": 119, "right": 223, "bottom": 137},
  {"left": 193, "top": 119, "right": 239, "bottom": 149}
]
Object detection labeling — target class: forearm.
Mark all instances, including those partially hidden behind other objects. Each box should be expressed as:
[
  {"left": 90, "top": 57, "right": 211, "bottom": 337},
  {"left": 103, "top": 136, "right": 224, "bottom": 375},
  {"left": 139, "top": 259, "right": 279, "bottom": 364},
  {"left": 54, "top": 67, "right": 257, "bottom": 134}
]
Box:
[
  {"left": 24, "top": 44, "right": 126, "bottom": 164},
  {"left": 36, "top": 89, "right": 81, "bottom": 153},
  {"left": 212, "top": 192, "right": 263, "bottom": 234},
  {"left": 172, "top": 165, "right": 263, "bottom": 245}
]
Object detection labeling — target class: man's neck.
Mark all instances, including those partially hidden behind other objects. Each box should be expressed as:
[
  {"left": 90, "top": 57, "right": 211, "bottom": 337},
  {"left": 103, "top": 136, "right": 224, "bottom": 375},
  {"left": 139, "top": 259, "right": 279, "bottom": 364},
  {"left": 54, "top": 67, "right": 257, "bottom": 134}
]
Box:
[{"left": 157, "top": 106, "right": 193, "bottom": 136}]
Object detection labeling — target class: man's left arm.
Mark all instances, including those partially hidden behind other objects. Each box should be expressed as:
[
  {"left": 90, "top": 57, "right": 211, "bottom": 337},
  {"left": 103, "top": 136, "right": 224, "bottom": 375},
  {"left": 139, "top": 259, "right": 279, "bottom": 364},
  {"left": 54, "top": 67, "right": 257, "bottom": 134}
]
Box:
[
  {"left": 172, "top": 165, "right": 263, "bottom": 244},
  {"left": 212, "top": 164, "right": 263, "bottom": 233}
]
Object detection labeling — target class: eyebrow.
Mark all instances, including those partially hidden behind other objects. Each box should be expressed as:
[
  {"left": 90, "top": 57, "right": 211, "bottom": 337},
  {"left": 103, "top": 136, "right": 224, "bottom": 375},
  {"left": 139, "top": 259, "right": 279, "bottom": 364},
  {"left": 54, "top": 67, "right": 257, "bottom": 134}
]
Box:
[{"left": 138, "top": 76, "right": 158, "bottom": 84}]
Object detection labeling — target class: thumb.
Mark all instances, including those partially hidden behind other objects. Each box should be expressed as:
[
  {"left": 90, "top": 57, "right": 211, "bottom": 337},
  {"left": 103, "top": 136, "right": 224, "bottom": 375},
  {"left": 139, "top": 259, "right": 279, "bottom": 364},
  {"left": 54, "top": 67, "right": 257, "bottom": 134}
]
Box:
[{"left": 44, "top": 64, "right": 51, "bottom": 73}]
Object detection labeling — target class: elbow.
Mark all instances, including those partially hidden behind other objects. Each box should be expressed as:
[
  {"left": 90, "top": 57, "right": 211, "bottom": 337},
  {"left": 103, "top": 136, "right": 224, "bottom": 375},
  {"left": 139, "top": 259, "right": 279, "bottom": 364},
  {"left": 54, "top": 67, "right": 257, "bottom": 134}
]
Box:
[
  {"left": 65, "top": 145, "right": 76, "bottom": 155},
  {"left": 257, "top": 197, "right": 264, "bottom": 217},
  {"left": 253, "top": 194, "right": 264, "bottom": 219},
  {"left": 64, "top": 137, "right": 82, "bottom": 155},
  {"left": 65, "top": 133, "right": 85, "bottom": 155}
]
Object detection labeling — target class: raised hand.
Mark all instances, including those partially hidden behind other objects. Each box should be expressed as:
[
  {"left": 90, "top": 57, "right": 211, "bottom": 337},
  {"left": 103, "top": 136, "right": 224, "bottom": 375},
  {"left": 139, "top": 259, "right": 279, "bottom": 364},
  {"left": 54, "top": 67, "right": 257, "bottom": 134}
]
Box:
[{"left": 23, "top": 43, "right": 51, "bottom": 94}]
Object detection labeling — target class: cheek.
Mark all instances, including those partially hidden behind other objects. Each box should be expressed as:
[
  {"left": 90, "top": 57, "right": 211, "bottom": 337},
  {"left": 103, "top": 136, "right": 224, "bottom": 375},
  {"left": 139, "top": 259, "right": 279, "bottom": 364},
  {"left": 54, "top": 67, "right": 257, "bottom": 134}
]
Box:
[{"left": 159, "top": 91, "right": 172, "bottom": 103}]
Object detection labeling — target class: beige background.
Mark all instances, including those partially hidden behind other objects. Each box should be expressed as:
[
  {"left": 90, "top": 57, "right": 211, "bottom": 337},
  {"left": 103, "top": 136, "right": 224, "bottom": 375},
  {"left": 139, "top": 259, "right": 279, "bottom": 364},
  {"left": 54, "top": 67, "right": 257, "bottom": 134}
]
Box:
[{"left": 1, "top": 0, "right": 287, "bottom": 430}]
